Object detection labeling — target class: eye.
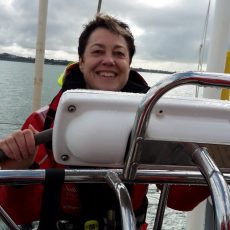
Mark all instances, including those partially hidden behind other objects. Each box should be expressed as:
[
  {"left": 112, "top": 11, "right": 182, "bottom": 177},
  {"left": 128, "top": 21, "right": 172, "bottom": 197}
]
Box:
[
  {"left": 91, "top": 49, "right": 104, "bottom": 55},
  {"left": 114, "top": 51, "right": 126, "bottom": 58}
]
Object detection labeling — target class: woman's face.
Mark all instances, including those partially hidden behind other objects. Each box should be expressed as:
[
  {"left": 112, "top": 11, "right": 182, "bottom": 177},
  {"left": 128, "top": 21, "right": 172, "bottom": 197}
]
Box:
[{"left": 79, "top": 28, "right": 130, "bottom": 91}]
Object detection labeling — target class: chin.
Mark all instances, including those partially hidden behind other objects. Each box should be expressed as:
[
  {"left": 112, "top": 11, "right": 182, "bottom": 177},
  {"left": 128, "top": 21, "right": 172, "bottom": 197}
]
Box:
[
  {"left": 99, "top": 88, "right": 117, "bottom": 91},
  {"left": 96, "top": 84, "right": 120, "bottom": 91}
]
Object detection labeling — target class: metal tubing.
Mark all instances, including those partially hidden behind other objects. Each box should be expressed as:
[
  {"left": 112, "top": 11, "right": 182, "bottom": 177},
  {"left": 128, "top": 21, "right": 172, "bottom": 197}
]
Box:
[
  {"left": 123, "top": 71, "right": 230, "bottom": 180},
  {"left": 1, "top": 167, "right": 230, "bottom": 229},
  {"left": 0, "top": 205, "right": 20, "bottom": 230},
  {"left": 97, "top": 0, "right": 102, "bottom": 14},
  {"left": 105, "top": 171, "right": 136, "bottom": 230},
  {"left": 186, "top": 143, "right": 230, "bottom": 230},
  {"left": 1, "top": 168, "right": 230, "bottom": 185},
  {"left": 153, "top": 184, "right": 170, "bottom": 230}
]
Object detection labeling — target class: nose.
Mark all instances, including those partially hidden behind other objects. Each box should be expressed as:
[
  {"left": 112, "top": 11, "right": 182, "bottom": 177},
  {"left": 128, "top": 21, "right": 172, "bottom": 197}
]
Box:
[{"left": 102, "top": 52, "right": 115, "bottom": 66}]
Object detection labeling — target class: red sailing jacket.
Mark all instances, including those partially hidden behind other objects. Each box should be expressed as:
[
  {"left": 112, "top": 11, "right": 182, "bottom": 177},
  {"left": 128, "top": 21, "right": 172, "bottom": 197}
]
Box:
[{"left": 0, "top": 63, "right": 210, "bottom": 225}]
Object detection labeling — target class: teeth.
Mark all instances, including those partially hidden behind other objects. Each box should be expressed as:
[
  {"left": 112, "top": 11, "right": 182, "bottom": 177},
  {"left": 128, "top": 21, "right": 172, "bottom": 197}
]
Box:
[{"left": 99, "top": 72, "right": 115, "bottom": 77}]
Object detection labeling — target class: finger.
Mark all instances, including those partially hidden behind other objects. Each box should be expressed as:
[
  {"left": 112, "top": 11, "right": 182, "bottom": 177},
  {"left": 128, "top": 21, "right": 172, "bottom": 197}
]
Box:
[
  {"left": 5, "top": 133, "right": 23, "bottom": 161},
  {"left": 28, "top": 124, "right": 39, "bottom": 134},
  {"left": 13, "top": 129, "right": 35, "bottom": 160},
  {"left": 23, "top": 129, "right": 36, "bottom": 157},
  {"left": 0, "top": 138, "right": 15, "bottom": 160},
  {"left": 13, "top": 130, "right": 30, "bottom": 160}
]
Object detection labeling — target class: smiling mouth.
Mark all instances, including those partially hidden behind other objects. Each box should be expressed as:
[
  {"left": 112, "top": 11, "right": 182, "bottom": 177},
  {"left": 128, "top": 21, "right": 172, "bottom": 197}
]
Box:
[{"left": 97, "top": 71, "right": 117, "bottom": 78}]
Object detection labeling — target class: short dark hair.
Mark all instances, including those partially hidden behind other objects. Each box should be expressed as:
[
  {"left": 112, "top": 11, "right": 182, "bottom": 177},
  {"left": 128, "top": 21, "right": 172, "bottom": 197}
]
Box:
[{"left": 78, "top": 14, "right": 135, "bottom": 63}]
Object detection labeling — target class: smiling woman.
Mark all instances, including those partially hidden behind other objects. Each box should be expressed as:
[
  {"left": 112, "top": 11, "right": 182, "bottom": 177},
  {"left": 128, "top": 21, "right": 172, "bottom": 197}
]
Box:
[
  {"left": 1, "top": 1, "right": 228, "bottom": 229},
  {"left": 0, "top": 12, "right": 213, "bottom": 230}
]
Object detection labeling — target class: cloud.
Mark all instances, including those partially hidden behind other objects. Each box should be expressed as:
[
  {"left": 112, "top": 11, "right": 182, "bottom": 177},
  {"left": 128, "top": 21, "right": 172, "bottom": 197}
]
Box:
[{"left": 0, "top": 0, "right": 228, "bottom": 71}]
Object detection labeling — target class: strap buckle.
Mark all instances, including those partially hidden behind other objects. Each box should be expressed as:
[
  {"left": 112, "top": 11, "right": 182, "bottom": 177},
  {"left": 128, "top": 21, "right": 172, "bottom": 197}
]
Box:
[{"left": 84, "top": 220, "right": 99, "bottom": 230}]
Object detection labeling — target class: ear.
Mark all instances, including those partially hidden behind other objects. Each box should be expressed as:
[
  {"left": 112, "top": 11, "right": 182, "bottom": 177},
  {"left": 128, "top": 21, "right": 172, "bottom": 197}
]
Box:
[{"left": 79, "top": 57, "right": 84, "bottom": 71}]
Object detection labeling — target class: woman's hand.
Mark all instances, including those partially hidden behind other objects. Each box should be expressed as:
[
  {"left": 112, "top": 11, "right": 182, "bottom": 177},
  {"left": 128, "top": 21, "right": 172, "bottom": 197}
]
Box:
[{"left": 0, "top": 125, "right": 38, "bottom": 169}]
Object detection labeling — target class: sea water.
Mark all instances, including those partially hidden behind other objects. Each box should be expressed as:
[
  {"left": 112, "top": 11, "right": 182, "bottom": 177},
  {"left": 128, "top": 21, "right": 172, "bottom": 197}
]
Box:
[{"left": 0, "top": 60, "right": 198, "bottom": 229}]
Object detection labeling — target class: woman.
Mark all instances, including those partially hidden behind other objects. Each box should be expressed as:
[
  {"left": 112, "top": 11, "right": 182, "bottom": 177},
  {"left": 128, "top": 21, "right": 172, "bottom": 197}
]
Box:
[{"left": 0, "top": 14, "right": 209, "bottom": 229}]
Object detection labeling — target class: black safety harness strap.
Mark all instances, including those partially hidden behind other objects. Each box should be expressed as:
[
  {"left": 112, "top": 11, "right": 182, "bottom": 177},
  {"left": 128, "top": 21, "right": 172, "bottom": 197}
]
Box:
[{"left": 38, "top": 168, "right": 65, "bottom": 230}]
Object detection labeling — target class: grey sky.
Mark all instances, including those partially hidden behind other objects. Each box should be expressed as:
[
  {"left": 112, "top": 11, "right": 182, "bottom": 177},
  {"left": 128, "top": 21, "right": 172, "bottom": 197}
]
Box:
[{"left": 0, "top": 0, "right": 227, "bottom": 71}]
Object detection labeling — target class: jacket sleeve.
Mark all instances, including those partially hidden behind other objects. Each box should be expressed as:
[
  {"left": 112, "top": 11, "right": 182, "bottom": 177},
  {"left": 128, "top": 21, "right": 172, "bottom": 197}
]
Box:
[
  {"left": 0, "top": 107, "right": 50, "bottom": 225},
  {"left": 157, "top": 184, "right": 210, "bottom": 211},
  {"left": 21, "top": 106, "right": 49, "bottom": 131}
]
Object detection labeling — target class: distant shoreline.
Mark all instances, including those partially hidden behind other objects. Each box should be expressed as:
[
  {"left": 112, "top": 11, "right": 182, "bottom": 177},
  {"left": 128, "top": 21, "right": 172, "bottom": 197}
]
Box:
[{"left": 0, "top": 52, "right": 175, "bottom": 74}]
